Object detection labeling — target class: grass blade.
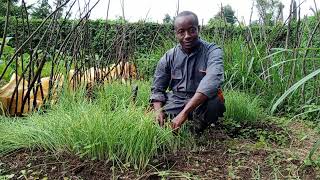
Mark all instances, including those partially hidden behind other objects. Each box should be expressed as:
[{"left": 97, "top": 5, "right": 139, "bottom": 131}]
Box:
[{"left": 271, "top": 68, "right": 320, "bottom": 114}]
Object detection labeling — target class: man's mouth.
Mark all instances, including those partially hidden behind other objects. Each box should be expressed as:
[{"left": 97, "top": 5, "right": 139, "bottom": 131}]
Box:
[{"left": 184, "top": 41, "right": 192, "bottom": 46}]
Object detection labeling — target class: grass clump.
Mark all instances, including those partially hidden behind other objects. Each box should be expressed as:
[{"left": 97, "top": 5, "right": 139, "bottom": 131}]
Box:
[
  {"left": 0, "top": 82, "right": 176, "bottom": 171},
  {"left": 222, "top": 91, "right": 290, "bottom": 145},
  {"left": 224, "top": 90, "right": 265, "bottom": 124}
]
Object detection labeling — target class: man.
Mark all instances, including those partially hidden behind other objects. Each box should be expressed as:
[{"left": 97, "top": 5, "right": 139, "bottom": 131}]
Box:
[{"left": 150, "top": 11, "right": 225, "bottom": 134}]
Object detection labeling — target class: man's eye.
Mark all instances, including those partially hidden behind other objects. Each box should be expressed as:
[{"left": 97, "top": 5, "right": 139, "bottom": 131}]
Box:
[{"left": 189, "top": 28, "right": 196, "bottom": 33}]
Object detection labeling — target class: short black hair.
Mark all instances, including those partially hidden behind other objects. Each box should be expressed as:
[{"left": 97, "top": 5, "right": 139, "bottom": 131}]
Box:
[{"left": 174, "top": 11, "right": 199, "bottom": 27}]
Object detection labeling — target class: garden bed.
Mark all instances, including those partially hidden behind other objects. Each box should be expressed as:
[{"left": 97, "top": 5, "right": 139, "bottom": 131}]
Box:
[{"left": 1, "top": 121, "right": 319, "bottom": 179}]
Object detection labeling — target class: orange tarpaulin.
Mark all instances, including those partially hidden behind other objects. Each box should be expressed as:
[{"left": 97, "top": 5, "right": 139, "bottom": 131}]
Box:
[{"left": 0, "top": 74, "right": 64, "bottom": 116}]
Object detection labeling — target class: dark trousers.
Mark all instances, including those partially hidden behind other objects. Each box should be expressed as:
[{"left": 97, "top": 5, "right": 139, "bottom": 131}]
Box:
[{"left": 167, "top": 95, "right": 226, "bottom": 134}]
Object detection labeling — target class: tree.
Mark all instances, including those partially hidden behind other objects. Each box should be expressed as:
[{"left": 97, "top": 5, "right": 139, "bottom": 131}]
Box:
[
  {"left": 53, "top": 0, "right": 67, "bottom": 19},
  {"left": 256, "top": 0, "right": 281, "bottom": 26},
  {"left": 0, "top": 0, "right": 21, "bottom": 17},
  {"left": 31, "top": 0, "right": 51, "bottom": 19},
  {"left": 209, "top": 5, "right": 236, "bottom": 26},
  {"left": 163, "top": 14, "right": 173, "bottom": 24},
  {"left": 207, "top": 18, "right": 228, "bottom": 28}
]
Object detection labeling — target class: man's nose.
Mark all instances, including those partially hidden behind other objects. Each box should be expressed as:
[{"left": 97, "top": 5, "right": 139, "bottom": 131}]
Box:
[{"left": 184, "top": 31, "right": 191, "bottom": 39}]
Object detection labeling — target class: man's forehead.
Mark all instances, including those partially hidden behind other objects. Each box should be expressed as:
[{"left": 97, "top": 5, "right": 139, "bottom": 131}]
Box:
[{"left": 174, "top": 15, "right": 197, "bottom": 29}]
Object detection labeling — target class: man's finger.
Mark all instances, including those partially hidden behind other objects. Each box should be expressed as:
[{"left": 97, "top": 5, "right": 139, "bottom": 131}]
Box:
[
  {"left": 171, "top": 124, "right": 180, "bottom": 135},
  {"left": 157, "top": 114, "right": 165, "bottom": 127},
  {"left": 171, "top": 122, "right": 179, "bottom": 130},
  {"left": 159, "top": 118, "right": 164, "bottom": 127}
]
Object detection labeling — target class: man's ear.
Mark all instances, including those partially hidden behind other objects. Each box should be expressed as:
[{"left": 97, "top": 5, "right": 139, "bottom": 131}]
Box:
[{"left": 198, "top": 25, "right": 201, "bottom": 32}]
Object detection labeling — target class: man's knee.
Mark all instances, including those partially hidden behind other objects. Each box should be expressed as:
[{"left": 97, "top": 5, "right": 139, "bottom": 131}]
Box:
[
  {"left": 207, "top": 95, "right": 226, "bottom": 117},
  {"left": 191, "top": 96, "right": 225, "bottom": 127}
]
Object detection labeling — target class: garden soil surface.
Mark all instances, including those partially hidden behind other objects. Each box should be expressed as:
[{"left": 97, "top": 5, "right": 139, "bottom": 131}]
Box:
[{"left": 1, "top": 121, "right": 319, "bottom": 179}]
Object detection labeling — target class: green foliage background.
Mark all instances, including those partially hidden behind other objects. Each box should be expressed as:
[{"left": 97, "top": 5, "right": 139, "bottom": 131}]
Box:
[{"left": 1, "top": 17, "right": 313, "bottom": 53}]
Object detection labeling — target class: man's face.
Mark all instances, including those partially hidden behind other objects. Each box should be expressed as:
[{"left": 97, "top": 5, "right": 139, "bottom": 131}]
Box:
[{"left": 174, "top": 15, "right": 200, "bottom": 53}]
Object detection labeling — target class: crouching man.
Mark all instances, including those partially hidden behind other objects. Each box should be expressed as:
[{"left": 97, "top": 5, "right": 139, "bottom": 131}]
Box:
[{"left": 150, "top": 11, "right": 226, "bottom": 134}]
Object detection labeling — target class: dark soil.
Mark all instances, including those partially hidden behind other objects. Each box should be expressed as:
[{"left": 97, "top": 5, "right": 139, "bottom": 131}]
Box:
[{"left": 0, "top": 122, "right": 319, "bottom": 180}]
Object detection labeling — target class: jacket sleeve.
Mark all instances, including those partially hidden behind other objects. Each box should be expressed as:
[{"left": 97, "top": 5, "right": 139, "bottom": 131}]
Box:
[
  {"left": 150, "top": 53, "right": 171, "bottom": 103},
  {"left": 196, "top": 45, "right": 224, "bottom": 99}
]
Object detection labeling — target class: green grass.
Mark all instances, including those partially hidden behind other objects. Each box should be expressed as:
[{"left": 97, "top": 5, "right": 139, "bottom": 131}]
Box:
[
  {"left": 0, "top": 82, "right": 176, "bottom": 171},
  {"left": 0, "top": 80, "right": 304, "bottom": 173},
  {"left": 0, "top": 81, "right": 267, "bottom": 171},
  {"left": 224, "top": 90, "right": 265, "bottom": 124}
]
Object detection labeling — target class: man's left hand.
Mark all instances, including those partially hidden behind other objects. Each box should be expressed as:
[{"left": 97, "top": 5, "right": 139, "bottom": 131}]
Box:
[
  {"left": 171, "top": 92, "right": 208, "bottom": 133},
  {"left": 171, "top": 112, "right": 188, "bottom": 132}
]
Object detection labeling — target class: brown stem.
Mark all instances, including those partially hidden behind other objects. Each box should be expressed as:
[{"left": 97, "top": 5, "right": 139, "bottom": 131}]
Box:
[{"left": 0, "top": 0, "right": 11, "bottom": 60}]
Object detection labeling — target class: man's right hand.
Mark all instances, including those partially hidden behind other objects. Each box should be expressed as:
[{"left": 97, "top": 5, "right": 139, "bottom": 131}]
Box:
[
  {"left": 152, "top": 101, "right": 165, "bottom": 127},
  {"left": 156, "top": 111, "right": 166, "bottom": 127}
]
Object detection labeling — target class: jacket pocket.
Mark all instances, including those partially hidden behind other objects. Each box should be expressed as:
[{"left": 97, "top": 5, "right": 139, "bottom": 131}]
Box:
[
  {"left": 169, "top": 69, "right": 182, "bottom": 91},
  {"left": 195, "top": 68, "right": 206, "bottom": 81}
]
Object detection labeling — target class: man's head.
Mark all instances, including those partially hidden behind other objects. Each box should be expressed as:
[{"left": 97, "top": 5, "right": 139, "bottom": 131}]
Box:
[{"left": 174, "top": 11, "right": 200, "bottom": 53}]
